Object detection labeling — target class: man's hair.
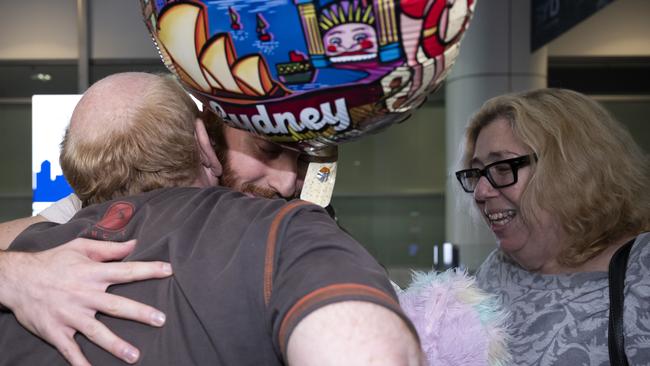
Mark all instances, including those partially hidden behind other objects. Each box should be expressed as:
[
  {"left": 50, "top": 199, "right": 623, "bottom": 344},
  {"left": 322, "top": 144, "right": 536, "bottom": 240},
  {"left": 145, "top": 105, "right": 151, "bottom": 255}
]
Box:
[
  {"left": 462, "top": 88, "right": 650, "bottom": 266},
  {"left": 60, "top": 73, "right": 201, "bottom": 206},
  {"left": 201, "top": 108, "right": 227, "bottom": 163}
]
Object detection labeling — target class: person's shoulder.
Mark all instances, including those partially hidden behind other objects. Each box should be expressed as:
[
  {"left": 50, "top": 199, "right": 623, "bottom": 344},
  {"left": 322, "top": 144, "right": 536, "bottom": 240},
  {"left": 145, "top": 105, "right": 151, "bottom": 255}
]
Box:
[
  {"left": 279, "top": 200, "right": 342, "bottom": 234},
  {"left": 629, "top": 231, "right": 650, "bottom": 272},
  {"left": 477, "top": 249, "right": 507, "bottom": 273},
  {"left": 220, "top": 195, "right": 321, "bottom": 225},
  {"left": 625, "top": 232, "right": 650, "bottom": 307},
  {"left": 170, "top": 190, "right": 324, "bottom": 232},
  {"left": 475, "top": 249, "right": 520, "bottom": 291},
  {"left": 483, "top": 249, "right": 503, "bottom": 264},
  {"left": 624, "top": 232, "right": 650, "bottom": 359},
  {"left": 120, "top": 186, "right": 233, "bottom": 210},
  {"left": 276, "top": 199, "right": 327, "bottom": 218},
  {"left": 632, "top": 231, "right": 650, "bottom": 249},
  {"left": 249, "top": 199, "right": 331, "bottom": 243}
]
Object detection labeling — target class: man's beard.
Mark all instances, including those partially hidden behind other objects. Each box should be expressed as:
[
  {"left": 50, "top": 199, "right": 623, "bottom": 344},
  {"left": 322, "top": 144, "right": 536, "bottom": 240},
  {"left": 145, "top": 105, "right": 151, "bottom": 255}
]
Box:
[{"left": 220, "top": 154, "right": 279, "bottom": 199}]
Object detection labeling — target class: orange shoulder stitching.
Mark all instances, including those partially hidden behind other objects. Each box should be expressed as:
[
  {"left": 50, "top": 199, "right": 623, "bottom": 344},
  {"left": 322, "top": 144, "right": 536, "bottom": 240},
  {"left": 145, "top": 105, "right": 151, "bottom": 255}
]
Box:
[{"left": 263, "top": 200, "right": 313, "bottom": 306}]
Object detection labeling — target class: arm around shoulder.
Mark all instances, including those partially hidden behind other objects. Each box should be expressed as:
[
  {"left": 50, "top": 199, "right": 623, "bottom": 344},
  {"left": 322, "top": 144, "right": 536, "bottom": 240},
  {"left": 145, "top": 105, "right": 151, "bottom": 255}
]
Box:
[
  {"left": 0, "top": 193, "right": 80, "bottom": 251},
  {"left": 286, "top": 300, "right": 424, "bottom": 366},
  {"left": 0, "top": 215, "right": 47, "bottom": 250}
]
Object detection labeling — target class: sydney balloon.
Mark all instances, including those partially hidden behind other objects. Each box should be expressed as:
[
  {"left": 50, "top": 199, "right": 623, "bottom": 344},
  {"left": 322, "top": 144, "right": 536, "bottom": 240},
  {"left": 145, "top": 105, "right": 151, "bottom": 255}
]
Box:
[{"left": 141, "top": 0, "right": 476, "bottom": 152}]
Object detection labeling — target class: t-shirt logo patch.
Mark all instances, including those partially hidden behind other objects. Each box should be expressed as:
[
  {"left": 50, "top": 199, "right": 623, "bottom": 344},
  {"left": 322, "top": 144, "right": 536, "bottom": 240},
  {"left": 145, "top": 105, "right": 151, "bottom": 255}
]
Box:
[{"left": 96, "top": 202, "right": 135, "bottom": 231}]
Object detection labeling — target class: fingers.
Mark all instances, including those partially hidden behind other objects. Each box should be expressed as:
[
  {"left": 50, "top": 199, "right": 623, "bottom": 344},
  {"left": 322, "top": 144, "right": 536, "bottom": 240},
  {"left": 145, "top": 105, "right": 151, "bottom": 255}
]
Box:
[
  {"left": 100, "top": 261, "right": 173, "bottom": 284},
  {"left": 77, "top": 238, "right": 137, "bottom": 262},
  {"left": 72, "top": 240, "right": 174, "bottom": 283},
  {"left": 71, "top": 317, "right": 140, "bottom": 364},
  {"left": 90, "top": 292, "right": 166, "bottom": 328},
  {"left": 54, "top": 336, "right": 91, "bottom": 366}
]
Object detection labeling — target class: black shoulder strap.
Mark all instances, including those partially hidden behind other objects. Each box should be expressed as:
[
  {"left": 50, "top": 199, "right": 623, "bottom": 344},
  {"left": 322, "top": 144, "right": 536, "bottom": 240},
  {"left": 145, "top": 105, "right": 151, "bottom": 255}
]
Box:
[{"left": 608, "top": 238, "right": 636, "bottom": 366}]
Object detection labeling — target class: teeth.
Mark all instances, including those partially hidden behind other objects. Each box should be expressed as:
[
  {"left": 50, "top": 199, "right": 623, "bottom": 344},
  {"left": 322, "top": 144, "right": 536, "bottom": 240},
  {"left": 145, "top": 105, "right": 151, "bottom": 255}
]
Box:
[
  {"left": 486, "top": 210, "right": 515, "bottom": 225},
  {"left": 487, "top": 211, "right": 512, "bottom": 220},
  {"left": 330, "top": 53, "right": 377, "bottom": 63}
]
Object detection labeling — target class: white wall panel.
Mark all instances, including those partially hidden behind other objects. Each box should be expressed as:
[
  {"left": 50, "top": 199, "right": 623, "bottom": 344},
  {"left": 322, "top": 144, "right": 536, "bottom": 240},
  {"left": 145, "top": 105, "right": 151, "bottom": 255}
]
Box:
[
  {"left": 0, "top": 0, "right": 77, "bottom": 59},
  {"left": 90, "top": 0, "right": 158, "bottom": 59}
]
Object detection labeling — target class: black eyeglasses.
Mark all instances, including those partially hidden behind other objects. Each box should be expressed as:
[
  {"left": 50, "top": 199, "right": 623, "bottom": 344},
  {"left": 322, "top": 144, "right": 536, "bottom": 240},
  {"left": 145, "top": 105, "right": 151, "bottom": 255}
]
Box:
[{"left": 455, "top": 155, "right": 536, "bottom": 193}]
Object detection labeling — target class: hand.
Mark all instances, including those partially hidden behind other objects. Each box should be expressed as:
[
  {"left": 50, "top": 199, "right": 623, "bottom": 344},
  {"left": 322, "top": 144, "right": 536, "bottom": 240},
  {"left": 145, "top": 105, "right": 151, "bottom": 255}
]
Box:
[{"left": 0, "top": 239, "right": 173, "bottom": 366}]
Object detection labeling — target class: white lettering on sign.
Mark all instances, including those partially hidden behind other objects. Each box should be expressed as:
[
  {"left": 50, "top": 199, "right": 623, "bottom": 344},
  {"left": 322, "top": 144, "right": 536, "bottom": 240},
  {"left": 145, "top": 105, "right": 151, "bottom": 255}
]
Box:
[{"left": 209, "top": 98, "right": 350, "bottom": 136}]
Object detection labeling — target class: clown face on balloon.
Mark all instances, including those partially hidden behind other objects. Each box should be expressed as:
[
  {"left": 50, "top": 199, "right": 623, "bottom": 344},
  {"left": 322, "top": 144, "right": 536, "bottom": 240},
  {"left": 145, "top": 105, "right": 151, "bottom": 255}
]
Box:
[{"left": 141, "top": 0, "right": 475, "bottom": 205}]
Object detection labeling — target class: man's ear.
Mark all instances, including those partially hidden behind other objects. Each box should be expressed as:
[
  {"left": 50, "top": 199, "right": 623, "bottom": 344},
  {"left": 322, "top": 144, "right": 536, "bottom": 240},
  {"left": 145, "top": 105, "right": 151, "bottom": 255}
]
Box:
[{"left": 194, "top": 118, "right": 223, "bottom": 180}]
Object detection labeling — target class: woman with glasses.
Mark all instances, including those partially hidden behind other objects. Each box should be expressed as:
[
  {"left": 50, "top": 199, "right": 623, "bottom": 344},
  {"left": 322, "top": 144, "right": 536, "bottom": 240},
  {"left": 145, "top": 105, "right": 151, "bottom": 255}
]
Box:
[{"left": 455, "top": 88, "right": 649, "bottom": 365}]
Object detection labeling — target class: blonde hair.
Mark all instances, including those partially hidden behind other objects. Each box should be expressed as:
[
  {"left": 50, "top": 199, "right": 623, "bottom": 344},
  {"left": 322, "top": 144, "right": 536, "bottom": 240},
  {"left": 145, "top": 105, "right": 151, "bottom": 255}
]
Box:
[
  {"left": 462, "top": 88, "right": 650, "bottom": 266},
  {"left": 60, "top": 73, "right": 200, "bottom": 206}
]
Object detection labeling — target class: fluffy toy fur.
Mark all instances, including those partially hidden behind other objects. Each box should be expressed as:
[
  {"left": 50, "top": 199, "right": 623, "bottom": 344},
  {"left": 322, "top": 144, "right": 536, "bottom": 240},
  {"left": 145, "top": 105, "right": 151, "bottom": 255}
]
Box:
[{"left": 396, "top": 270, "right": 511, "bottom": 366}]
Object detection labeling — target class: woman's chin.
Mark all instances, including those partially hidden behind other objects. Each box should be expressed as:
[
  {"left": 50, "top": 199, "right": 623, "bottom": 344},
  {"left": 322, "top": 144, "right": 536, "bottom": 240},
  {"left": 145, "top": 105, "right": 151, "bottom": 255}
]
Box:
[
  {"left": 489, "top": 217, "right": 526, "bottom": 252},
  {"left": 494, "top": 234, "right": 525, "bottom": 255}
]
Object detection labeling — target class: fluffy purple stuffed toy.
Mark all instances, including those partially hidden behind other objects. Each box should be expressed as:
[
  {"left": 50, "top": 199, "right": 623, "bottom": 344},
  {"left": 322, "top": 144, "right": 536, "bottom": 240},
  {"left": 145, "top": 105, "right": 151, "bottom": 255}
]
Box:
[{"left": 396, "top": 270, "right": 511, "bottom": 366}]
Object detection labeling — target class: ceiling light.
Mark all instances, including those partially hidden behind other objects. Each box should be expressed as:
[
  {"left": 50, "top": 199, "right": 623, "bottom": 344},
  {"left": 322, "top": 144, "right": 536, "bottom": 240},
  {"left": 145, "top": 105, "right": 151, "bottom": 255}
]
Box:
[{"left": 31, "top": 73, "right": 52, "bottom": 82}]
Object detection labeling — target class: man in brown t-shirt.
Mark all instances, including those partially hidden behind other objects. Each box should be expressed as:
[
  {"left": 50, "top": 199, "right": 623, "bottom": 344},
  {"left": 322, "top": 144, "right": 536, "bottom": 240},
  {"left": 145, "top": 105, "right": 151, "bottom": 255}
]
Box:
[{"left": 0, "top": 73, "right": 423, "bottom": 365}]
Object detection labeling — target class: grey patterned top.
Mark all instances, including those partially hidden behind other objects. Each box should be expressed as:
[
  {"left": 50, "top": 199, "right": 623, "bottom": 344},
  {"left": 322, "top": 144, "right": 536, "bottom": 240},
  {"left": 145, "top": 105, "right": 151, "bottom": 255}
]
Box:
[{"left": 476, "top": 232, "right": 650, "bottom": 366}]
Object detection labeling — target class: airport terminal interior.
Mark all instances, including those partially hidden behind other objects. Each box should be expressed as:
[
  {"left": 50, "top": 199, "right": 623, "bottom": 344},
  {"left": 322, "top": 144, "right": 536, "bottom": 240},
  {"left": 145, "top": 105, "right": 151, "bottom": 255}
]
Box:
[{"left": 0, "top": 0, "right": 648, "bottom": 285}]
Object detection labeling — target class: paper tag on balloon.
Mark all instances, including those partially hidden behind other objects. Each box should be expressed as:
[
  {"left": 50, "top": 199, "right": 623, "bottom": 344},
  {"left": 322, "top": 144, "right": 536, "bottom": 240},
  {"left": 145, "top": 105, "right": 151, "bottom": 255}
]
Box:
[{"left": 300, "top": 161, "right": 337, "bottom": 207}]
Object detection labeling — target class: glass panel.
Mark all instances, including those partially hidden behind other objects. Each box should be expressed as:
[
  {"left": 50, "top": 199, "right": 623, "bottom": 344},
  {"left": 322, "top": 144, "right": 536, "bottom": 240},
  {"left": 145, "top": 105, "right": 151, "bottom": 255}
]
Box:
[
  {"left": 0, "top": 102, "right": 32, "bottom": 220},
  {"left": 601, "top": 99, "right": 650, "bottom": 151},
  {"left": 0, "top": 62, "right": 77, "bottom": 98},
  {"left": 331, "top": 95, "right": 447, "bottom": 274},
  {"left": 335, "top": 100, "right": 446, "bottom": 195},
  {"left": 0, "top": 61, "right": 77, "bottom": 219},
  {"left": 332, "top": 193, "right": 445, "bottom": 270}
]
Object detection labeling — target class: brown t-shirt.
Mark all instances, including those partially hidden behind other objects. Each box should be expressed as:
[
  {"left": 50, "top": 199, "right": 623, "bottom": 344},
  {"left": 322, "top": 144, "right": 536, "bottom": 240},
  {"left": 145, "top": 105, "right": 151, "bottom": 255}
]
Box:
[{"left": 0, "top": 187, "right": 412, "bottom": 365}]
